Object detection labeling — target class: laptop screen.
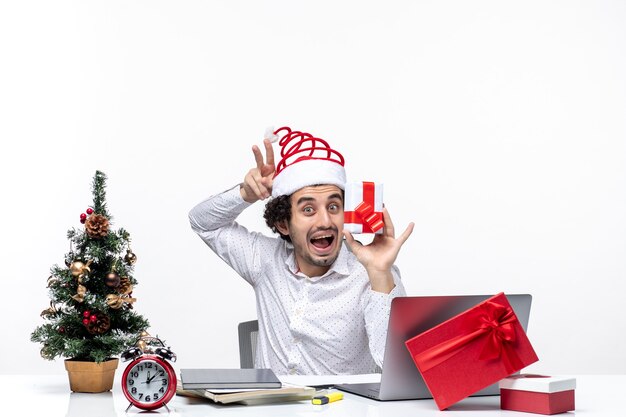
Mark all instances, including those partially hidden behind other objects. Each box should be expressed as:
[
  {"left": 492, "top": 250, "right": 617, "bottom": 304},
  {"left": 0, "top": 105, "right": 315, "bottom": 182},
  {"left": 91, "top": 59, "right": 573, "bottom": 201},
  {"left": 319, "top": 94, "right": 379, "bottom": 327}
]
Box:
[{"left": 377, "top": 294, "right": 533, "bottom": 401}]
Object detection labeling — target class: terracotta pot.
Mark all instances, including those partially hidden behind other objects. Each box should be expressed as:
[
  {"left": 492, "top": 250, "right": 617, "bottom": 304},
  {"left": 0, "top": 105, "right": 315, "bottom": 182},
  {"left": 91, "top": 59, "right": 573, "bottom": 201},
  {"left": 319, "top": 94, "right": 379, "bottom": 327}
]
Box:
[{"left": 64, "top": 358, "right": 119, "bottom": 393}]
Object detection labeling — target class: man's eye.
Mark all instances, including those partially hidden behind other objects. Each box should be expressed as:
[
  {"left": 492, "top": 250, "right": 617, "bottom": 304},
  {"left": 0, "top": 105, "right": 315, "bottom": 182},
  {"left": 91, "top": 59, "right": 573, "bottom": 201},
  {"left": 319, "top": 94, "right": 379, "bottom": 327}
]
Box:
[
  {"left": 303, "top": 207, "right": 314, "bottom": 214},
  {"left": 329, "top": 203, "right": 341, "bottom": 211}
]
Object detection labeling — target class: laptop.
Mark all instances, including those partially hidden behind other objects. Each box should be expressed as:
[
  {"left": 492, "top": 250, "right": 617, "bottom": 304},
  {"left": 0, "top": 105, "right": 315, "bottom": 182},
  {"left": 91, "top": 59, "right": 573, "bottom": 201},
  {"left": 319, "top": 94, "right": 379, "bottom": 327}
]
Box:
[{"left": 336, "top": 294, "right": 533, "bottom": 401}]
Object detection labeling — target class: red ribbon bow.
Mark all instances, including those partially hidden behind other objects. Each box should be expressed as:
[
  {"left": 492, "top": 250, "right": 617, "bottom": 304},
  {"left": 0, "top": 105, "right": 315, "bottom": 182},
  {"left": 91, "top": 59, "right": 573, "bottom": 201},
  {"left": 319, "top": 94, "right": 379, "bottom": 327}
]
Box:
[
  {"left": 411, "top": 301, "right": 524, "bottom": 375},
  {"left": 344, "top": 182, "right": 384, "bottom": 233}
]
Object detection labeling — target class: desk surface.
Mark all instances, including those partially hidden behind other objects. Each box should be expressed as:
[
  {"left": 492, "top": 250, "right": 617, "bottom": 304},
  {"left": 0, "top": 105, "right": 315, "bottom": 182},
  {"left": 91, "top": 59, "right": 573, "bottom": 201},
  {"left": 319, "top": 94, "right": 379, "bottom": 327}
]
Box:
[{"left": 2, "top": 374, "right": 623, "bottom": 416}]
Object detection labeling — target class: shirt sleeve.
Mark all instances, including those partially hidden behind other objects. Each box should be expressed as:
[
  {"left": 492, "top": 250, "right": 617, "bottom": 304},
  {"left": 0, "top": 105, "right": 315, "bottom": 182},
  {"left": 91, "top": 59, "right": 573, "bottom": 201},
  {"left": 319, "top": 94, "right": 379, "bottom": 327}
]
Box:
[
  {"left": 362, "top": 266, "right": 407, "bottom": 368},
  {"left": 188, "top": 184, "right": 268, "bottom": 286}
]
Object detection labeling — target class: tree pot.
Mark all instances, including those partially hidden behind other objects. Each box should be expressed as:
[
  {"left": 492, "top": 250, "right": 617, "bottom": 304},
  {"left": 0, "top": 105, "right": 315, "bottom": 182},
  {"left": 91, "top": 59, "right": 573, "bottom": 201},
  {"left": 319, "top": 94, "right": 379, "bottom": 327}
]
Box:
[{"left": 64, "top": 358, "right": 119, "bottom": 393}]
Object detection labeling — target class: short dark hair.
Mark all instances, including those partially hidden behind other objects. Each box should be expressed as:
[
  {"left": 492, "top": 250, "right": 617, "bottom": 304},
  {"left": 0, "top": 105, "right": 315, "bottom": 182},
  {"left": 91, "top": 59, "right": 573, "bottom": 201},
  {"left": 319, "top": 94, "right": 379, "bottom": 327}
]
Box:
[{"left": 264, "top": 194, "right": 292, "bottom": 242}]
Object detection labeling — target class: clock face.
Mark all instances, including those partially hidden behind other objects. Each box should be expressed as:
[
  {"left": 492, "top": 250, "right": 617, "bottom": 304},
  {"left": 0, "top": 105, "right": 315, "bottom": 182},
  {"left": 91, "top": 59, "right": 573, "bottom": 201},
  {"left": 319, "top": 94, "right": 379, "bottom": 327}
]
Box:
[{"left": 122, "top": 356, "right": 176, "bottom": 410}]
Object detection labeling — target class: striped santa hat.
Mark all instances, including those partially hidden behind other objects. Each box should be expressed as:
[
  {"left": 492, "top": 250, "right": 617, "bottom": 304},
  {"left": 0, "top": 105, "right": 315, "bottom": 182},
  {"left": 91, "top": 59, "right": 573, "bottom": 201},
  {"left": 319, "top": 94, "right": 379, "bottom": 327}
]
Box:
[{"left": 264, "top": 126, "right": 346, "bottom": 198}]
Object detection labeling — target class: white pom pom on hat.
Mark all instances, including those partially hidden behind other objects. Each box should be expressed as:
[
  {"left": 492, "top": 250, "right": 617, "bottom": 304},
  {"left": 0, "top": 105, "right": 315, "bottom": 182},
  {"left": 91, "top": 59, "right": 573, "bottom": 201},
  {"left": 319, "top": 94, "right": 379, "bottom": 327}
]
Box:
[
  {"left": 264, "top": 126, "right": 280, "bottom": 143},
  {"left": 266, "top": 126, "right": 346, "bottom": 198}
]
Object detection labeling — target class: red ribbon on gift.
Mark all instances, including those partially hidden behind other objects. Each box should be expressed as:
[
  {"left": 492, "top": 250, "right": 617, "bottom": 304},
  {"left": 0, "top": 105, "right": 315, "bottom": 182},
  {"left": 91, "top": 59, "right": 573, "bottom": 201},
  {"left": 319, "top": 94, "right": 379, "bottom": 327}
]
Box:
[
  {"left": 344, "top": 182, "right": 384, "bottom": 233},
  {"left": 411, "top": 300, "right": 525, "bottom": 375}
]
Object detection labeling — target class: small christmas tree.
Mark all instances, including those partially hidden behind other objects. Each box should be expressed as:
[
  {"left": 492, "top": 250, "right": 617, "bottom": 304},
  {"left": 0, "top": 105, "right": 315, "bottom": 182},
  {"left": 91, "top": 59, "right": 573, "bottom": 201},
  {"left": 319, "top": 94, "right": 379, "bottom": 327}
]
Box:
[{"left": 31, "top": 171, "right": 149, "bottom": 363}]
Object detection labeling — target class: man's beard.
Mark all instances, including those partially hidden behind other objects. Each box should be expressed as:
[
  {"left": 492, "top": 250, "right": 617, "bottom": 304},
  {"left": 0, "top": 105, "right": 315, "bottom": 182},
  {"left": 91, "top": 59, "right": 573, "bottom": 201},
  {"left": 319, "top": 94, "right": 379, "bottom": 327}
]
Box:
[
  {"left": 302, "top": 251, "right": 338, "bottom": 267},
  {"left": 293, "top": 233, "right": 341, "bottom": 270}
]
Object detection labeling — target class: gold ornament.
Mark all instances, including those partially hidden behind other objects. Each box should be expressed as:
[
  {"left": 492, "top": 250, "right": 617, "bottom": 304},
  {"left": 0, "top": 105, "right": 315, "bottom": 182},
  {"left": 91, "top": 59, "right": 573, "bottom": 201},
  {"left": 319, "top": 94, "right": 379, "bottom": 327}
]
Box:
[
  {"left": 137, "top": 339, "right": 147, "bottom": 352},
  {"left": 40, "top": 301, "right": 58, "bottom": 318},
  {"left": 70, "top": 260, "right": 92, "bottom": 278},
  {"left": 69, "top": 260, "right": 91, "bottom": 302},
  {"left": 40, "top": 346, "right": 54, "bottom": 360},
  {"left": 137, "top": 331, "right": 150, "bottom": 351},
  {"left": 124, "top": 249, "right": 137, "bottom": 265},
  {"left": 106, "top": 293, "right": 136, "bottom": 309},
  {"left": 46, "top": 275, "right": 58, "bottom": 288},
  {"left": 71, "top": 281, "right": 87, "bottom": 303}
]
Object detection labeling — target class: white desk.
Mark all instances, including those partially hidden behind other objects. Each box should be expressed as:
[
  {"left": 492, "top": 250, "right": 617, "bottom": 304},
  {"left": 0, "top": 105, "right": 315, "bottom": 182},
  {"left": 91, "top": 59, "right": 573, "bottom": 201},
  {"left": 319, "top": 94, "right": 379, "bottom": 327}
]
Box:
[{"left": 2, "top": 374, "right": 623, "bottom": 416}]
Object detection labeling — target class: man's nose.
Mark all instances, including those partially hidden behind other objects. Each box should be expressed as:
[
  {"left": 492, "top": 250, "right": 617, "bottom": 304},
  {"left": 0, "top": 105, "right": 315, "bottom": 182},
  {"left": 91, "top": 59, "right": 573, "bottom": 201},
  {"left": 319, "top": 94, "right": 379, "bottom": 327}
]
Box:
[{"left": 316, "top": 208, "right": 333, "bottom": 227}]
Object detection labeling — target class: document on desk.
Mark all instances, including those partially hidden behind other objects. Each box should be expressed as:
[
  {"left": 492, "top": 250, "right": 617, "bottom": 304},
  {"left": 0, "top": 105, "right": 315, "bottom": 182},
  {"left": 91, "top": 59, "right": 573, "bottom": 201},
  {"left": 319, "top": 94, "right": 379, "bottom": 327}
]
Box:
[
  {"left": 278, "top": 373, "right": 381, "bottom": 388},
  {"left": 176, "top": 380, "right": 316, "bottom": 405},
  {"left": 180, "top": 368, "right": 282, "bottom": 389}
]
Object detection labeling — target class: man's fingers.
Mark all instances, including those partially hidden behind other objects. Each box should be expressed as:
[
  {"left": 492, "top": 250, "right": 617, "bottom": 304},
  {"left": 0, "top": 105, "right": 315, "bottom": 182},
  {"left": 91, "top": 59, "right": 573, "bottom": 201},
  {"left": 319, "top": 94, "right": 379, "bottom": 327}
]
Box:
[
  {"left": 253, "top": 140, "right": 276, "bottom": 178},
  {"left": 245, "top": 170, "right": 270, "bottom": 200},
  {"left": 263, "top": 139, "right": 275, "bottom": 167},
  {"left": 260, "top": 176, "right": 273, "bottom": 193},
  {"left": 244, "top": 171, "right": 262, "bottom": 199},
  {"left": 252, "top": 145, "right": 264, "bottom": 170},
  {"left": 397, "top": 222, "right": 415, "bottom": 246},
  {"left": 383, "top": 207, "right": 414, "bottom": 246},
  {"left": 252, "top": 171, "right": 271, "bottom": 199},
  {"left": 382, "top": 207, "right": 395, "bottom": 238},
  {"left": 342, "top": 230, "right": 362, "bottom": 253}
]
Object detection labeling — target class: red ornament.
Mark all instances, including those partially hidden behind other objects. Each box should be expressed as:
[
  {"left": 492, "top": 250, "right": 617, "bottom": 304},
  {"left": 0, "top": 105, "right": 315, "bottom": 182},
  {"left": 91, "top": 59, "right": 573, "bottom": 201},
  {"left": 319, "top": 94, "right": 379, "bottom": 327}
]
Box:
[
  {"left": 83, "top": 310, "right": 90, "bottom": 318},
  {"left": 82, "top": 318, "right": 89, "bottom": 326},
  {"left": 90, "top": 314, "right": 98, "bottom": 323},
  {"left": 58, "top": 326, "right": 65, "bottom": 334},
  {"left": 80, "top": 213, "right": 87, "bottom": 220},
  {"left": 80, "top": 218, "right": 86, "bottom": 224},
  {"left": 86, "top": 208, "right": 94, "bottom": 215}
]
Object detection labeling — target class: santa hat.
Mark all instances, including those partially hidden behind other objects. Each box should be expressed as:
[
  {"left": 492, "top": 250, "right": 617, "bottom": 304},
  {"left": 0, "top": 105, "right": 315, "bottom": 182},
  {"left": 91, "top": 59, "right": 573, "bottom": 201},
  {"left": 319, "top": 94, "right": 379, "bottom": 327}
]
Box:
[{"left": 264, "top": 126, "right": 346, "bottom": 198}]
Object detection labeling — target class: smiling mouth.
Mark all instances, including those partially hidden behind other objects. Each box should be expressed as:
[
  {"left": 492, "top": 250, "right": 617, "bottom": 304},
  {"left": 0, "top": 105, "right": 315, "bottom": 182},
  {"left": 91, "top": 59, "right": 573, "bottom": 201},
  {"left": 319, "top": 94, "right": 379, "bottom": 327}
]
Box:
[{"left": 310, "top": 234, "right": 335, "bottom": 250}]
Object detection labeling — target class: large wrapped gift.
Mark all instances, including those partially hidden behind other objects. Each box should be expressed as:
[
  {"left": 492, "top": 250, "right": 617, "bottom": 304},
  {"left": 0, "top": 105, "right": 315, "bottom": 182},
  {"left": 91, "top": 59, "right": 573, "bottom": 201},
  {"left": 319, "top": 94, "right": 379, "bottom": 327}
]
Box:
[
  {"left": 500, "top": 374, "right": 576, "bottom": 415},
  {"left": 404, "top": 292, "right": 539, "bottom": 410},
  {"left": 344, "top": 181, "right": 384, "bottom": 234}
]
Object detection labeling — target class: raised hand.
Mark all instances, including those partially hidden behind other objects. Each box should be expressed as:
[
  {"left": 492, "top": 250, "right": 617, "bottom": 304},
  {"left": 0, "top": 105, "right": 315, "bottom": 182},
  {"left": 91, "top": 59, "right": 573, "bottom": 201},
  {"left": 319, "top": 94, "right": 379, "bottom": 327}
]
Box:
[
  {"left": 343, "top": 207, "right": 414, "bottom": 293},
  {"left": 240, "top": 139, "right": 275, "bottom": 203}
]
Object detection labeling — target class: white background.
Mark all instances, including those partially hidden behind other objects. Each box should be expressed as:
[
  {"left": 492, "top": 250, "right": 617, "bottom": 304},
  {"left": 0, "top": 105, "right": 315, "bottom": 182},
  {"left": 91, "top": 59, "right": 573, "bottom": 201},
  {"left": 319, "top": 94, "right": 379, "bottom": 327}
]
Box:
[{"left": 1, "top": 1, "right": 624, "bottom": 375}]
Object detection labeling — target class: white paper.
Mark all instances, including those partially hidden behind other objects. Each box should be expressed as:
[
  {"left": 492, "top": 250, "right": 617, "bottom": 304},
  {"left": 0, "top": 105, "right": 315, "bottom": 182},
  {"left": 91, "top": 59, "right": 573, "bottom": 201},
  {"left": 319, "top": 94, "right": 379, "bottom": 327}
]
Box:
[{"left": 278, "top": 373, "right": 381, "bottom": 387}]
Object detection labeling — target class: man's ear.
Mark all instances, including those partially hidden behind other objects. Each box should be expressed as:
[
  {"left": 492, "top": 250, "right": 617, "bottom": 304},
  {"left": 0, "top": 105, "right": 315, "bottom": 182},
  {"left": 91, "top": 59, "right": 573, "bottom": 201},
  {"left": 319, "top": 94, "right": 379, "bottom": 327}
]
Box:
[{"left": 275, "top": 220, "right": 289, "bottom": 236}]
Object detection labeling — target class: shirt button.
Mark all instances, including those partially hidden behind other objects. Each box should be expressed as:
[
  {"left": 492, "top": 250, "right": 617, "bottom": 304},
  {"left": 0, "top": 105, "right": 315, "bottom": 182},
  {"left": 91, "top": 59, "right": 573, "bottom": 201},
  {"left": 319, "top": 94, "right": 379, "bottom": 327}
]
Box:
[{"left": 289, "top": 368, "right": 297, "bottom": 375}]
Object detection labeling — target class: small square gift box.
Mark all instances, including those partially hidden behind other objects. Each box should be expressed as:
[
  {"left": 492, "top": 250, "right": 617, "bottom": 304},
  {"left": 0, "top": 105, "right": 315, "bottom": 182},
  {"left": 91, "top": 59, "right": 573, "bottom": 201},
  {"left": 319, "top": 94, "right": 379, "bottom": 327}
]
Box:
[
  {"left": 499, "top": 374, "right": 576, "bottom": 415},
  {"left": 344, "top": 181, "right": 384, "bottom": 234},
  {"left": 404, "top": 292, "right": 539, "bottom": 410}
]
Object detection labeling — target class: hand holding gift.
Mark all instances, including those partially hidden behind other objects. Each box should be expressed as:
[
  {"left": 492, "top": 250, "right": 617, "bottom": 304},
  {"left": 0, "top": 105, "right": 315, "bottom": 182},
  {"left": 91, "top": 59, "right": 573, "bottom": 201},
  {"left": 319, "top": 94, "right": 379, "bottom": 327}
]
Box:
[{"left": 343, "top": 201, "right": 414, "bottom": 293}]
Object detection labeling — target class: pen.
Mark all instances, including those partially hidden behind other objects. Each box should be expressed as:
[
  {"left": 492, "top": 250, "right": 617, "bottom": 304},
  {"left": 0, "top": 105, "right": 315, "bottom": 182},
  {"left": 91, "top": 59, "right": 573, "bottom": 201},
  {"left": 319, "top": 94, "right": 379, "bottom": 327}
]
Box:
[{"left": 312, "top": 392, "right": 343, "bottom": 405}]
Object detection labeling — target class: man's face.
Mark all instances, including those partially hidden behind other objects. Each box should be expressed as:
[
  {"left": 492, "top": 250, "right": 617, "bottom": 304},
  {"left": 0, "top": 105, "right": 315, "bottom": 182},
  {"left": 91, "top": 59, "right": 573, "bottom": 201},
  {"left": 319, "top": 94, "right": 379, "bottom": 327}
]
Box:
[{"left": 277, "top": 184, "right": 344, "bottom": 277}]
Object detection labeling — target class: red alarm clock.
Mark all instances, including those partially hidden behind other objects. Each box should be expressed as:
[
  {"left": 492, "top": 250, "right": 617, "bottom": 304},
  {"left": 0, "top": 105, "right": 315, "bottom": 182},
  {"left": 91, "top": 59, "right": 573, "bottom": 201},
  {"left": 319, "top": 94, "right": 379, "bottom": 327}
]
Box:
[{"left": 121, "top": 333, "right": 177, "bottom": 411}]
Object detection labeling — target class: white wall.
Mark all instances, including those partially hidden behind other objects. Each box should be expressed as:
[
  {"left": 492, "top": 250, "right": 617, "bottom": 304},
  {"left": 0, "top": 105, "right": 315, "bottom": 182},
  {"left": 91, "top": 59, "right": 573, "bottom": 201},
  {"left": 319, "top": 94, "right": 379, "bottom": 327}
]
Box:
[{"left": 1, "top": 1, "right": 624, "bottom": 375}]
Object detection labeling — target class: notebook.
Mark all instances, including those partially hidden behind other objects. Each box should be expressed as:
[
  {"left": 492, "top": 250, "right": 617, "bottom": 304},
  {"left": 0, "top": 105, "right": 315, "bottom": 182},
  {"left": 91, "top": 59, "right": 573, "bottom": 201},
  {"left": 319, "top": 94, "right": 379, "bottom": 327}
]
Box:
[
  {"left": 336, "top": 294, "right": 533, "bottom": 401},
  {"left": 180, "top": 368, "right": 282, "bottom": 390},
  {"left": 176, "top": 380, "right": 315, "bottom": 405}
]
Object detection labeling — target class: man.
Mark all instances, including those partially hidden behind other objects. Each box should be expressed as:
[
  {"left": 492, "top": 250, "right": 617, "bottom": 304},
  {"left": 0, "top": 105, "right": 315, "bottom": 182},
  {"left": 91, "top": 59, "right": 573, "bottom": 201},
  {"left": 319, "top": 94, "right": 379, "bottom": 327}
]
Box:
[{"left": 189, "top": 126, "right": 414, "bottom": 375}]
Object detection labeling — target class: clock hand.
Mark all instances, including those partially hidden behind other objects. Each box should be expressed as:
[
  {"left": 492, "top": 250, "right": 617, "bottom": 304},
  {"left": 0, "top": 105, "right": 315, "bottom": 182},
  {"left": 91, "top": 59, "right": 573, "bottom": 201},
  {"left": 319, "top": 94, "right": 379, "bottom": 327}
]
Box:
[{"left": 147, "top": 371, "right": 158, "bottom": 383}]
